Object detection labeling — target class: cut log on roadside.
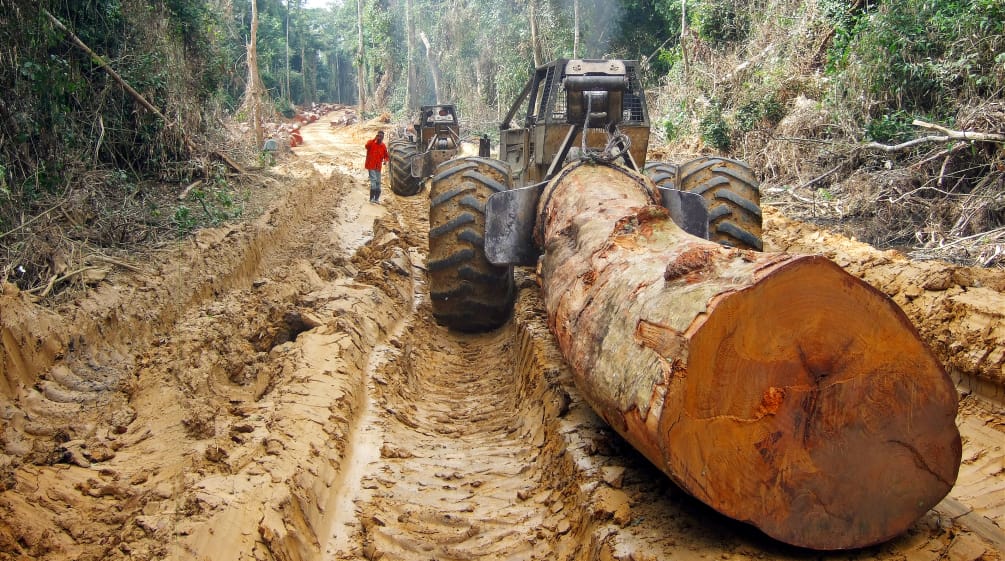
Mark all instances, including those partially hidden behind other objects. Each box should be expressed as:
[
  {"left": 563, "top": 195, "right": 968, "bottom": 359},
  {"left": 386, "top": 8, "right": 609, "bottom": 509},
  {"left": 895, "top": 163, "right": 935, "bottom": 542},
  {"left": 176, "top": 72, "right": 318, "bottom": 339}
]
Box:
[{"left": 537, "top": 161, "right": 962, "bottom": 550}]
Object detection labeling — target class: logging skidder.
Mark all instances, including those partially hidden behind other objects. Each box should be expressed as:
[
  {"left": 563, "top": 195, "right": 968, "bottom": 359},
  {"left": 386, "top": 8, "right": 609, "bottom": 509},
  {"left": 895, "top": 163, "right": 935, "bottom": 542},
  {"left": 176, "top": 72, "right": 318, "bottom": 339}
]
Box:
[
  {"left": 388, "top": 104, "right": 461, "bottom": 196},
  {"left": 425, "top": 59, "right": 961, "bottom": 549}
]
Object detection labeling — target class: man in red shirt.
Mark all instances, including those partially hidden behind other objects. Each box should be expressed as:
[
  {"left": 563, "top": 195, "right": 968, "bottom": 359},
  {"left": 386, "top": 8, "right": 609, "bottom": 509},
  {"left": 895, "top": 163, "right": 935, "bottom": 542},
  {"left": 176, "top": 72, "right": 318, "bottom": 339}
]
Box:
[{"left": 364, "top": 131, "right": 390, "bottom": 203}]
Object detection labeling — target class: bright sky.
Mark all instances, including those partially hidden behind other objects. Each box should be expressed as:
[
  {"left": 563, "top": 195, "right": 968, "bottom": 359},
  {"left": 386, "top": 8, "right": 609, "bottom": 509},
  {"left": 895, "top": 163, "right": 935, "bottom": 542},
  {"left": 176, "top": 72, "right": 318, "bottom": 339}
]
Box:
[{"left": 301, "top": 0, "right": 334, "bottom": 8}]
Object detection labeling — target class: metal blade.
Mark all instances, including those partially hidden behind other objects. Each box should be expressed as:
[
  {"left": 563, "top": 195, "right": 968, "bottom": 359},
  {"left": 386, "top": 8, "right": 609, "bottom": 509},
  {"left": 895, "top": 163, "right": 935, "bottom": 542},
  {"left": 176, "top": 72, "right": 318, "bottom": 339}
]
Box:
[
  {"left": 485, "top": 184, "right": 545, "bottom": 266},
  {"left": 659, "top": 187, "right": 709, "bottom": 240}
]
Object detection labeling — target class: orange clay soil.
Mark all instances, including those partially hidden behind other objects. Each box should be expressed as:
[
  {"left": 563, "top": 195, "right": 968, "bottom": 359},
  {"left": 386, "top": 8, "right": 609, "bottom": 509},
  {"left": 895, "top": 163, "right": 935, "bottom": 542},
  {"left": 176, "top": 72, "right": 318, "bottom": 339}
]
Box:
[{"left": 0, "top": 120, "right": 1002, "bottom": 561}]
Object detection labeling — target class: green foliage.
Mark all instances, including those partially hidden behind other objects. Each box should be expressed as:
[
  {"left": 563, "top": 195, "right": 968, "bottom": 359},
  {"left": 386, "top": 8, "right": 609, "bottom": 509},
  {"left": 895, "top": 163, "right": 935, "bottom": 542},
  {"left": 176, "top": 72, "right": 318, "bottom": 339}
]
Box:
[
  {"left": 865, "top": 111, "right": 915, "bottom": 143},
  {"left": 173, "top": 205, "right": 196, "bottom": 234},
  {"left": 736, "top": 94, "right": 786, "bottom": 132},
  {"left": 656, "top": 45, "right": 684, "bottom": 72},
  {"left": 659, "top": 105, "right": 690, "bottom": 143},
  {"left": 661, "top": 119, "right": 680, "bottom": 142},
  {"left": 735, "top": 101, "right": 761, "bottom": 133},
  {"left": 692, "top": 0, "right": 749, "bottom": 45},
  {"left": 611, "top": 0, "right": 684, "bottom": 79},
  {"left": 172, "top": 164, "right": 244, "bottom": 234},
  {"left": 700, "top": 104, "right": 732, "bottom": 151},
  {"left": 0, "top": 163, "right": 8, "bottom": 201},
  {"left": 826, "top": 0, "right": 1005, "bottom": 125}
]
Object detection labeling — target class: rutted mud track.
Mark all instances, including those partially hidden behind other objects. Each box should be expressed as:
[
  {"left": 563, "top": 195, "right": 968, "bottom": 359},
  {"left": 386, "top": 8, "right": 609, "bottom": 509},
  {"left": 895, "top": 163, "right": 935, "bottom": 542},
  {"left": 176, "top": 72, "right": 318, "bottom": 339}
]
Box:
[{"left": 0, "top": 119, "right": 1003, "bottom": 561}]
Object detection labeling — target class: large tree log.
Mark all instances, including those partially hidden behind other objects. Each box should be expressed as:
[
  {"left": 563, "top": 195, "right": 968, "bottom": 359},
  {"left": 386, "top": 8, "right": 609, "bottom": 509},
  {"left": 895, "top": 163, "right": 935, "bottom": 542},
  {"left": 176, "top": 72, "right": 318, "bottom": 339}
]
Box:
[{"left": 537, "top": 162, "right": 962, "bottom": 550}]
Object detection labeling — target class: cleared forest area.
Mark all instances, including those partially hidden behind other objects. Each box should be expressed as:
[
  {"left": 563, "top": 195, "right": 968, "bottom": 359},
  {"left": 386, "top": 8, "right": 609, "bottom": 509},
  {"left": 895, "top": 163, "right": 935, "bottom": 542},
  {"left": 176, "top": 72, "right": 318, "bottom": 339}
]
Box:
[{"left": 0, "top": 1, "right": 1003, "bottom": 560}]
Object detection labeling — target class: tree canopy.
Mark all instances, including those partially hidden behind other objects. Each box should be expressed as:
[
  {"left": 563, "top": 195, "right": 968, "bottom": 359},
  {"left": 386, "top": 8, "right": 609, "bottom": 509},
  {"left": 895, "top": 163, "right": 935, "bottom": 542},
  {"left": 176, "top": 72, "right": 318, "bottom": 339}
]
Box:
[{"left": 1, "top": 0, "right": 1003, "bottom": 281}]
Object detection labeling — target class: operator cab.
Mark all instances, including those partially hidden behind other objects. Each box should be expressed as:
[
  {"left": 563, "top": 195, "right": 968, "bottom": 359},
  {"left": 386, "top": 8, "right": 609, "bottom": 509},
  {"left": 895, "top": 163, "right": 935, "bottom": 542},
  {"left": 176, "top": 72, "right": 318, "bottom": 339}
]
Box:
[{"left": 499, "top": 59, "right": 649, "bottom": 187}]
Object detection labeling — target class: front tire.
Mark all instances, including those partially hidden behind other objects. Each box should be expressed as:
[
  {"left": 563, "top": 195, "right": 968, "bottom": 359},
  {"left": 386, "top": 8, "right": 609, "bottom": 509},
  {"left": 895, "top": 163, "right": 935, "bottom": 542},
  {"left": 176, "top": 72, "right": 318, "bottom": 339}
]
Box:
[
  {"left": 390, "top": 142, "right": 423, "bottom": 196},
  {"left": 427, "top": 157, "right": 514, "bottom": 332},
  {"left": 678, "top": 156, "right": 763, "bottom": 251}
]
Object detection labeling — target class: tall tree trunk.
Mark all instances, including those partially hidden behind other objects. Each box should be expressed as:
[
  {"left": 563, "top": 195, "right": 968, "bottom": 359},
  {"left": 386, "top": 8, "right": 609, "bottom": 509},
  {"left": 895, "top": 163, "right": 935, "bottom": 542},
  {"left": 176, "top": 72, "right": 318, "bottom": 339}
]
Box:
[
  {"left": 356, "top": 0, "right": 366, "bottom": 111},
  {"left": 305, "top": 49, "right": 317, "bottom": 106},
  {"left": 681, "top": 0, "right": 690, "bottom": 77},
  {"left": 334, "top": 53, "right": 342, "bottom": 103},
  {"left": 285, "top": 1, "right": 291, "bottom": 102},
  {"left": 419, "top": 31, "right": 442, "bottom": 104},
  {"left": 405, "top": 0, "right": 417, "bottom": 112},
  {"left": 538, "top": 162, "right": 962, "bottom": 550},
  {"left": 249, "top": 0, "right": 264, "bottom": 148},
  {"left": 475, "top": 63, "right": 483, "bottom": 106},
  {"left": 573, "top": 0, "right": 580, "bottom": 58},
  {"left": 528, "top": 0, "right": 543, "bottom": 67}
]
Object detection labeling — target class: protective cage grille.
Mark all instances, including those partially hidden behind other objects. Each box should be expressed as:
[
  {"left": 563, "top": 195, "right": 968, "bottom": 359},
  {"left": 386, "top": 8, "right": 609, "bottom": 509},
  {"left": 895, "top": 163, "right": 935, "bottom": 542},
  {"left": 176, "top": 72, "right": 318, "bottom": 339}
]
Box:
[
  {"left": 541, "top": 61, "right": 646, "bottom": 125},
  {"left": 622, "top": 63, "right": 645, "bottom": 125}
]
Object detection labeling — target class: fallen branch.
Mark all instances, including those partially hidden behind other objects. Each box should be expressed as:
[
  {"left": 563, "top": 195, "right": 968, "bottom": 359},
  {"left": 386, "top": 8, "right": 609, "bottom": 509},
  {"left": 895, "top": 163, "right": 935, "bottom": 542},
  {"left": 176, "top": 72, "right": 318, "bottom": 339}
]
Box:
[
  {"left": 0, "top": 200, "right": 68, "bottom": 241},
  {"left": 866, "top": 120, "right": 1005, "bottom": 152},
  {"left": 178, "top": 180, "right": 203, "bottom": 201},
  {"left": 44, "top": 10, "right": 168, "bottom": 123},
  {"left": 212, "top": 151, "right": 246, "bottom": 175},
  {"left": 44, "top": 9, "right": 201, "bottom": 156},
  {"left": 773, "top": 136, "right": 846, "bottom": 146},
  {"left": 795, "top": 163, "right": 842, "bottom": 190},
  {"left": 914, "top": 119, "right": 1005, "bottom": 142},
  {"left": 866, "top": 135, "right": 949, "bottom": 152},
  {"left": 25, "top": 266, "right": 101, "bottom": 298},
  {"left": 90, "top": 255, "right": 143, "bottom": 273}
]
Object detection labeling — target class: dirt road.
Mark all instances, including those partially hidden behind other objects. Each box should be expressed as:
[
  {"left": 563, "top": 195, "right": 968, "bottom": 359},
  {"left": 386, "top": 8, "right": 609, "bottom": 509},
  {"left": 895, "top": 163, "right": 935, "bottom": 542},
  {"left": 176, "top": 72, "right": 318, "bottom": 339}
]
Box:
[{"left": 0, "top": 118, "right": 1002, "bottom": 561}]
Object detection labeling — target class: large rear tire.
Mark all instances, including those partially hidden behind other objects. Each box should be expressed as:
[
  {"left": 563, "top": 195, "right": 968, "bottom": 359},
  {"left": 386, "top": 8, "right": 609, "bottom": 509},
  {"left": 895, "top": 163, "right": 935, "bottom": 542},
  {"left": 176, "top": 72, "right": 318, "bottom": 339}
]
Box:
[
  {"left": 678, "top": 156, "right": 763, "bottom": 251},
  {"left": 390, "top": 142, "right": 423, "bottom": 196},
  {"left": 428, "top": 157, "right": 514, "bottom": 332},
  {"left": 643, "top": 161, "right": 679, "bottom": 190}
]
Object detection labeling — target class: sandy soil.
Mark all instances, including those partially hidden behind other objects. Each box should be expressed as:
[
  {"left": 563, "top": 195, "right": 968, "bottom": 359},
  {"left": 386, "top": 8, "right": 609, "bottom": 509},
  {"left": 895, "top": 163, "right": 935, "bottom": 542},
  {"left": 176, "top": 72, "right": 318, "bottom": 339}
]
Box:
[{"left": 0, "top": 118, "right": 1003, "bottom": 561}]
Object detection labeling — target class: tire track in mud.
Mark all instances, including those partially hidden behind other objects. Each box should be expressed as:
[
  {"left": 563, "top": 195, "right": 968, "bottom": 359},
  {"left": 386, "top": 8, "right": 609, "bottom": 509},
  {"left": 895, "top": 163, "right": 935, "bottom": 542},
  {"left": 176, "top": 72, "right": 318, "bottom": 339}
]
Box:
[
  {"left": 0, "top": 122, "right": 401, "bottom": 560},
  {"left": 348, "top": 324, "right": 568, "bottom": 560},
  {"left": 325, "top": 192, "right": 577, "bottom": 560}
]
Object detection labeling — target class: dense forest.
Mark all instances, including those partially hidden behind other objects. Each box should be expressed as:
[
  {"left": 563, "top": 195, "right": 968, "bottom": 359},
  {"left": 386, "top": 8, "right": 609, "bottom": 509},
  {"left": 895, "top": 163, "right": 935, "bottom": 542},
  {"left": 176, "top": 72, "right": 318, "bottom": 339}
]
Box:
[{"left": 1, "top": 0, "right": 1003, "bottom": 293}]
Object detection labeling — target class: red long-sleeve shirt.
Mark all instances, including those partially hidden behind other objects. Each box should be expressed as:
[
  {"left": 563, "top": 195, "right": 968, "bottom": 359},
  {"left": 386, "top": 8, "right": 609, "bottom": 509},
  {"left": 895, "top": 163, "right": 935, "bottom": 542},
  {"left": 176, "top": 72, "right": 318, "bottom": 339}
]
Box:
[{"left": 364, "top": 138, "right": 389, "bottom": 171}]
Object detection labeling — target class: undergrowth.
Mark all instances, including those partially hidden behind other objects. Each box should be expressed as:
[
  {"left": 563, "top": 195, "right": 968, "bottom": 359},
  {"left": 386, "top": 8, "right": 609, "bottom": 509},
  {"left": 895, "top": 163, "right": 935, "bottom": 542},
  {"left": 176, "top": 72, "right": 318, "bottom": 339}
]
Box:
[
  {"left": 0, "top": 0, "right": 254, "bottom": 294},
  {"left": 646, "top": 0, "right": 1005, "bottom": 267}
]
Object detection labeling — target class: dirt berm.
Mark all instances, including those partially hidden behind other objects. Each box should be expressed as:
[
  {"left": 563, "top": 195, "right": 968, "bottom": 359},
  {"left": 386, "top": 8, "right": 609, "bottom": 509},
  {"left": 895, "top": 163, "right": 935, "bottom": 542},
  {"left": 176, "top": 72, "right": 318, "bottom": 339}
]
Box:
[{"left": 0, "top": 119, "right": 1002, "bottom": 561}]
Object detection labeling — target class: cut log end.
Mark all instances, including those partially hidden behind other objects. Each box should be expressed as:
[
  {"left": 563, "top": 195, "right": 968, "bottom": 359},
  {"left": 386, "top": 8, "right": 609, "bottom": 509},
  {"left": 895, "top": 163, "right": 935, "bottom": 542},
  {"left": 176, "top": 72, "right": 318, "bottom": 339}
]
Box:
[
  {"left": 664, "top": 255, "right": 962, "bottom": 549},
  {"left": 539, "top": 163, "right": 961, "bottom": 550}
]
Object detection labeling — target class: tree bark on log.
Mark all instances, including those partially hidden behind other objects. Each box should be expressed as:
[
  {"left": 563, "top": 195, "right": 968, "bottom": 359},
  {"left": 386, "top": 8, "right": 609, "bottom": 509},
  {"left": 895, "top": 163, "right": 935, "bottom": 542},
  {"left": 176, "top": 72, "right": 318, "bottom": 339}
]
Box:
[{"left": 537, "top": 162, "right": 962, "bottom": 550}]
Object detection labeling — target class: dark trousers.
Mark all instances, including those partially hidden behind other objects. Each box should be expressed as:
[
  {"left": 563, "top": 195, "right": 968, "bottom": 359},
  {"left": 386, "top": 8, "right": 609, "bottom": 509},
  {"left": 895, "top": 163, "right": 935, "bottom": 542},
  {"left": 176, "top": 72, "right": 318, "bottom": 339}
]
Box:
[{"left": 368, "top": 170, "right": 381, "bottom": 201}]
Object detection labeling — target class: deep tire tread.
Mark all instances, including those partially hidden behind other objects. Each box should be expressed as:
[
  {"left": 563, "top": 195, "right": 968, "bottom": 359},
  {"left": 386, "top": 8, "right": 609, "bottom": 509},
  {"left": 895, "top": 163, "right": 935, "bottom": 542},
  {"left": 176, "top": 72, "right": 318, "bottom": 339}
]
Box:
[
  {"left": 715, "top": 189, "right": 762, "bottom": 218},
  {"left": 679, "top": 156, "right": 763, "bottom": 251},
  {"left": 428, "top": 213, "right": 475, "bottom": 240},
  {"left": 716, "top": 221, "right": 762, "bottom": 250},
  {"left": 427, "top": 248, "right": 476, "bottom": 272},
  {"left": 430, "top": 186, "right": 476, "bottom": 207},
  {"left": 644, "top": 161, "right": 679, "bottom": 190},
  {"left": 390, "top": 143, "right": 423, "bottom": 196},
  {"left": 428, "top": 157, "right": 515, "bottom": 332}
]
